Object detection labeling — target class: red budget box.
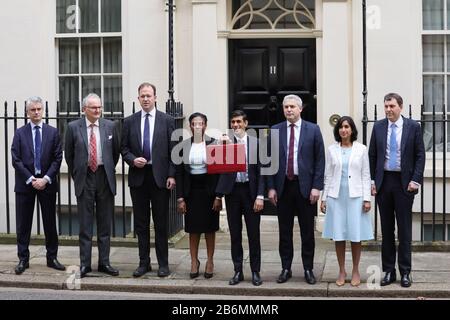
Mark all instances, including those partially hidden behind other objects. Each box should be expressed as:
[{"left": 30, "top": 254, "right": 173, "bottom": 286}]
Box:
[{"left": 206, "top": 143, "right": 246, "bottom": 174}]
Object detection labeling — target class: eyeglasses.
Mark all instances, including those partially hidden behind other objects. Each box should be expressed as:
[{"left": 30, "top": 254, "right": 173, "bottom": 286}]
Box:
[{"left": 86, "top": 106, "right": 102, "bottom": 110}]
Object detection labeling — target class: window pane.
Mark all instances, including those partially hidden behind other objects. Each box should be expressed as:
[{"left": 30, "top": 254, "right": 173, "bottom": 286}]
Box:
[
  {"left": 59, "top": 77, "right": 79, "bottom": 112},
  {"left": 103, "top": 37, "right": 122, "bottom": 73},
  {"left": 59, "top": 39, "right": 79, "bottom": 74},
  {"left": 423, "top": 75, "right": 444, "bottom": 112},
  {"left": 102, "top": 0, "right": 121, "bottom": 32},
  {"left": 81, "top": 38, "right": 101, "bottom": 73},
  {"left": 56, "top": 0, "right": 76, "bottom": 33},
  {"left": 104, "top": 76, "right": 122, "bottom": 113},
  {"left": 82, "top": 76, "right": 101, "bottom": 98},
  {"left": 79, "top": 0, "right": 99, "bottom": 33},
  {"left": 423, "top": 35, "right": 444, "bottom": 72},
  {"left": 423, "top": 115, "right": 445, "bottom": 152},
  {"left": 423, "top": 0, "right": 444, "bottom": 30}
]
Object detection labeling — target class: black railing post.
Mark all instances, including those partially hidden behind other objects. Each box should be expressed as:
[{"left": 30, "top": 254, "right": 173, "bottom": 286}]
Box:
[
  {"left": 362, "top": 0, "right": 368, "bottom": 145},
  {"left": 167, "top": 0, "right": 175, "bottom": 103},
  {"left": 4, "top": 102, "right": 11, "bottom": 234},
  {"left": 420, "top": 104, "right": 425, "bottom": 241}
]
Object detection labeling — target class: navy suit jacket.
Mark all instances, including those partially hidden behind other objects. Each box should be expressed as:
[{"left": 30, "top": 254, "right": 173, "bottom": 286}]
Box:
[
  {"left": 369, "top": 116, "right": 425, "bottom": 194},
  {"left": 121, "top": 109, "right": 176, "bottom": 189},
  {"left": 11, "top": 123, "right": 62, "bottom": 193},
  {"left": 266, "top": 120, "right": 325, "bottom": 199},
  {"left": 215, "top": 135, "right": 265, "bottom": 200}
]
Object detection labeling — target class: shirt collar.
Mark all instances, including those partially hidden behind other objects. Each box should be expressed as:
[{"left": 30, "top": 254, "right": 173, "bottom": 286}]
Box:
[
  {"left": 85, "top": 118, "right": 99, "bottom": 128},
  {"left": 287, "top": 118, "right": 302, "bottom": 128},
  {"left": 142, "top": 108, "right": 156, "bottom": 118},
  {"left": 234, "top": 133, "right": 247, "bottom": 143},
  {"left": 389, "top": 116, "right": 403, "bottom": 128},
  {"left": 30, "top": 121, "right": 43, "bottom": 129}
]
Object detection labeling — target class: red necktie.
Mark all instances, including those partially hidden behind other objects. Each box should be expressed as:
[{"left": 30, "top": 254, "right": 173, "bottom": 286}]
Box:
[
  {"left": 89, "top": 124, "right": 98, "bottom": 172},
  {"left": 287, "top": 123, "right": 295, "bottom": 180}
]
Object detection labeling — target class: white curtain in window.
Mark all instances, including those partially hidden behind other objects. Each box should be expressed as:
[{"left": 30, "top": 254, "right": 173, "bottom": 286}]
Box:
[{"left": 423, "top": 0, "right": 444, "bottom": 30}]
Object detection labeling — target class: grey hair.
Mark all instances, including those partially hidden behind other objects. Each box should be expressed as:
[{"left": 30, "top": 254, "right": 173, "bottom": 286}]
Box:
[
  {"left": 82, "top": 93, "right": 102, "bottom": 108},
  {"left": 282, "top": 94, "right": 303, "bottom": 109},
  {"left": 25, "top": 96, "right": 44, "bottom": 111}
]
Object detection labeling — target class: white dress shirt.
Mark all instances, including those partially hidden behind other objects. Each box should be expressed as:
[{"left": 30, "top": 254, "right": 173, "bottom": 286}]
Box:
[
  {"left": 140, "top": 108, "right": 156, "bottom": 164},
  {"left": 384, "top": 116, "right": 403, "bottom": 171},
  {"left": 286, "top": 119, "right": 301, "bottom": 176},
  {"left": 86, "top": 118, "right": 103, "bottom": 166},
  {"left": 189, "top": 141, "right": 207, "bottom": 174},
  {"left": 26, "top": 121, "right": 51, "bottom": 185},
  {"left": 235, "top": 133, "right": 249, "bottom": 183}
]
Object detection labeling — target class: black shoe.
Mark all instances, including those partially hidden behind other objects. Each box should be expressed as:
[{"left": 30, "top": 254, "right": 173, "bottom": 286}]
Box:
[
  {"left": 14, "top": 260, "right": 29, "bottom": 275},
  {"left": 304, "top": 269, "right": 316, "bottom": 285},
  {"left": 228, "top": 271, "right": 244, "bottom": 285},
  {"left": 157, "top": 266, "right": 170, "bottom": 277},
  {"left": 79, "top": 265, "right": 92, "bottom": 278},
  {"left": 46, "top": 258, "right": 66, "bottom": 271},
  {"left": 133, "top": 264, "right": 151, "bottom": 278},
  {"left": 277, "top": 269, "right": 292, "bottom": 283},
  {"left": 190, "top": 259, "right": 200, "bottom": 279},
  {"left": 204, "top": 261, "right": 214, "bottom": 279},
  {"left": 252, "top": 271, "right": 263, "bottom": 286},
  {"left": 400, "top": 273, "right": 412, "bottom": 288},
  {"left": 380, "top": 271, "right": 397, "bottom": 286},
  {"left": 98, "top": 264, "right": 119, "bottom": 276}
]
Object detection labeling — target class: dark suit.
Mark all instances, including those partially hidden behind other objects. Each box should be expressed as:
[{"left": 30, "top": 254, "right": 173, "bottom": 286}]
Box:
[
  {"left": 216, "top": 135, "right": 265, "bottom": 272},
  {"left": 369, "top": 116, "right": 425, "bottom": 274},
  {"left": 121, "top": 110, "right": 175, "bottom": 268},
  {"left": 11, "top": 122, "right": 62, "bottom": 262},
  {"left": 267, "top": 120, "right": 325, "bottom": 271},
  {"left": 65, "top": 117, "right": 120, "bottom": 267}
]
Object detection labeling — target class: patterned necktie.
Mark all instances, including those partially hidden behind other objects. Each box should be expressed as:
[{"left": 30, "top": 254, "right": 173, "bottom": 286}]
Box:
[
  {"left": 89, "top": 124, "right": 98, "bottom": 172},
  {"left": 34, "top": 126, "right": 41, "bottom": 174},
  {"left": 143, "top": 113, "right": 151, "bottom": 161},
  {"left": 388, "top": 123, "right": 398, "bottom": 170},
  {"left": 287, "top": 124, "right": 295, "bottom": 180}
]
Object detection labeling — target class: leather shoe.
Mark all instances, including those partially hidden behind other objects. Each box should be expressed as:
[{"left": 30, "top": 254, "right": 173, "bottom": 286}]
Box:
[
  {"left": 47, "top": 258, "right": 66, "bottom": 271},
  {"left": 252, "top": 271, "right": 263, "bottom": 286},
  {"left": 276, "top": 269, "right": 292, "bottom": 283},
  {"left": 133, "top": 264, "right": 151, "bottom": 278},
  {"left": 400, "top": 273, "right": 412, "bottom": 288},
  {"left": 380, "top": 271, "right": 397, "bottom": 286},
  {"left": 98, "top": 264, "right": 119, "bottom": 276},
  {"left": 157, "top": 266, "right": 170, "bottom": 277},
  {"left": 304, "top": 269, "right": 316, "bottom": 285},
  {"left": 228, "top": 271, "right": 244, "bottom": 285},
  {"left": 79, "top": 265, "right": 92, "bottom": 278},
  {"left": 14, "top": 260, "right": 29, "bottom": 275}
]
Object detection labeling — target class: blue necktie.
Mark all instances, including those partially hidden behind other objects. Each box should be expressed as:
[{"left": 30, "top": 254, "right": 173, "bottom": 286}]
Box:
[
  {"left": 34, "top": 126, "right": 41, "bottom": 174},
  {"left": 388, "top": 123, "right": 397, "bottom": 170},
  {"left": 143, "top": 113, "right": 151, "bottom": 161}
]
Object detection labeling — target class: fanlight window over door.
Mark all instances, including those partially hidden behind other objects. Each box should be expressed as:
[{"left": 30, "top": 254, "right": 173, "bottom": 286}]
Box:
[{"left": 231, "top": 0, "right": 316, "bottom": 30}]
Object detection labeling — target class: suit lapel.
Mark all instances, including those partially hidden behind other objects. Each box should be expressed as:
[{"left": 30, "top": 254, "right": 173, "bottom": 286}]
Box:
[
  {"left": 134, "top": 111, "right": 142, "bottom": 152},
  {"left": 400, "top": 116, "right": 409, "bottom": 155},
  {"left": 298, "top": 121, "right": 307, "bottom": 156},
  {"left": 280, "top": 122, "right": 287, "bottom": 157},
  {"left": 40, "top": 123, "right": 49, "bottom": 158},
  {"left": 152, "top": 110, "right": 161, "bottom": 151},
  {"left": 379, "top": 119, "right": 388, "bottom": 157},
  {"left": 99, "top": 118, "right": 106, "bottom": 154},
  {"left": 25, "top": 123, "right": 34, "bottom": 158},
  {"left": 79, "top": 118, "right": 89, "bottom": 152}
]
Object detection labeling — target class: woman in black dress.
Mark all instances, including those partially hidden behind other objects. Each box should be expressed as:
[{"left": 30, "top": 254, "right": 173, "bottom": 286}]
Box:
[{"left": 176, "top": 112, "right": 221, "bottom": 278}]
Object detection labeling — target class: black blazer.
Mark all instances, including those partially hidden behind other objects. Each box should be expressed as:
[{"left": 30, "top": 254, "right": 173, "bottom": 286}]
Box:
[
  {"left": 369, "top": 116, "right": 425, "bottom": 194},
  {"left": 266, "top": 120, "right": 325, "bottom": 199},
  {"left": 121, "top": 109, "right": 176, "bottom": 189},
  {"left": 11, "top": 122, "right": 62, "bottom": 193},
  {"left": 215, "top": 135, "right": 265, "bottom": 200},
  {"left": 175, "top": 136, "right": 219, "bottom": 199}
]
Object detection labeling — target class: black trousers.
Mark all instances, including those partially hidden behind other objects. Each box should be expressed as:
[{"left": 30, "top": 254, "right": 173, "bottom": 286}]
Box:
[
  {"left": 277, "top": 179, "right": 315, "bottom": 271},
  {"left": 377, "top": 171, "right": 414, "bottom": 275},
  {"left": 130, "top": 165, "right": 169, "bottom": 268},
  {"left": 225, "top": 183, "right": 261, "bottom": 272},
  {"left": 77, "top": 166, "right": 113, "bottom": 267},
  {"left": 15, "top": 188, "right": 58, "bottom": 262}
]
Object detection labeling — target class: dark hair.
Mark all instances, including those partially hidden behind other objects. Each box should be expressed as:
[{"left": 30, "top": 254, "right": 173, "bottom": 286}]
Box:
[
  {"left": 138, "top": 82, "right": 156, "bottom": 96},
  {"left": 230, "top": 109, "right": 247, "bottom": 122},
  {"left": 333, "top": 116, "right": 358, "bottom": 142},
  {"left": 188, "top": 112, "right": 207, "bottom": 125},
  {"left": 384, "top": 93, "right": 403, "bottom": 106}
]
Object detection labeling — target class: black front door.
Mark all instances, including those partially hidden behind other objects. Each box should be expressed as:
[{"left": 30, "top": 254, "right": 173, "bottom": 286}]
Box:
[{"left": 229, "top": 38, "right": 316, "bottom": 129}]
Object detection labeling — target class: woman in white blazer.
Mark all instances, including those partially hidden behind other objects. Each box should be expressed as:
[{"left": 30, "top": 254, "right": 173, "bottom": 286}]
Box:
[{"left": 321, "top": 116, "right": 373, "bottom": 287}]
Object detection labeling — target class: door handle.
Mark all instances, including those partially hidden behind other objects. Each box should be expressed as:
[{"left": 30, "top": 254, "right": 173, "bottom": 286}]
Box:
[{"left": 270, "top": 66, "right": 277, "bottom": 75}]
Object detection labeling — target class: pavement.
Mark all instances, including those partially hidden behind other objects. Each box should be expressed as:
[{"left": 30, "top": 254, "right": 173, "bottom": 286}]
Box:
[{"left": 0, "top": 216, "right": 449, "bottom": 299}]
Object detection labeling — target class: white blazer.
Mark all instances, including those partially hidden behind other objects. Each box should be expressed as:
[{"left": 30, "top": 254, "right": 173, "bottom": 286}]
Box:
[{"left": 322, "top": 141, "right": 371, "bottom": 202}]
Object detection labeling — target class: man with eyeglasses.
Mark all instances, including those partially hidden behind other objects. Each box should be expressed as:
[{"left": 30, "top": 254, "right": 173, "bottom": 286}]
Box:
[
  {"left": 11, "top": 96, "right": 65, "bottom": 275},
  {"left": 65, "top": 93, "right": 120, "bottom": 278}
]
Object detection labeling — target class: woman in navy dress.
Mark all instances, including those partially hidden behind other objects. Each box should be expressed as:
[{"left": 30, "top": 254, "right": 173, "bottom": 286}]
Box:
[{"left": 321, "top": 116, "right": 373, "bottom": 287}]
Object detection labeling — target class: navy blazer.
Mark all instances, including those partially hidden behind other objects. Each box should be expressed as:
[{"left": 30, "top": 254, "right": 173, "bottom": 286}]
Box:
[
  {"left": 266, "top": 120, "right": 325, "bottom": 199},
  {"left": 215, "top": 135, "right": 265, "bottom": 200},
  {"left": 369, "top": 116, "right": 425, "bottom": 194},
  {"left": 121, "top": 109, "right": 176, "bottom": 189},
  {"left": 11, "top": 123, "right": 62, "bottom": 193},
  {"left": 175, "top": 136, "right": 219, "bottom": 199}
]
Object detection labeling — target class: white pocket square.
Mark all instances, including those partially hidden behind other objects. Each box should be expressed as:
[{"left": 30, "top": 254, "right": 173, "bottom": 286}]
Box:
[{"left": 108, "top": 135, "right": 113, "bottom": 140}]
